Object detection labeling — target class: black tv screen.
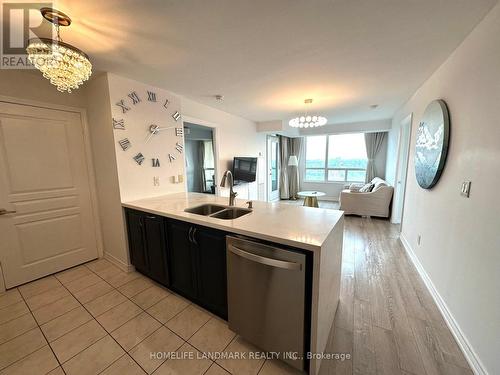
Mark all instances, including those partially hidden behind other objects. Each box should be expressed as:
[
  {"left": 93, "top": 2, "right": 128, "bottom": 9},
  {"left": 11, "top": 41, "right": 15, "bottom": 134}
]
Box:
[{"left": 233, "top": 157, "right": 257, "bottom": 183}]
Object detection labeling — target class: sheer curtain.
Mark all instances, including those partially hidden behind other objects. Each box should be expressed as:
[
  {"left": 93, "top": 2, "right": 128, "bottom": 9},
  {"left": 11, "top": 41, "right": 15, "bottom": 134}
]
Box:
[
  {"left": 364, "top": 132, "right": 386, "bottom": 182},
  {"left": 278, "top": 136, "right": 304, "bottom": 199},
  {"left": 278, "top": 135, "right": 290, "bottom": 199},
  {"left": 289, "top": 137, "right": 303, "bottom": 199}
]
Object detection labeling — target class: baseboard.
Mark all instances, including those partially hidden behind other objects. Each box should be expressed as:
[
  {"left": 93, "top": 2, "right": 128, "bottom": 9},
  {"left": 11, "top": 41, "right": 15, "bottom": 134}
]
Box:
[
  {"left": 399, "top": 234, "right": 488, "bottom": 375},
  {"left": 103, "top": 251, "right": 134, "bottom": 273}
]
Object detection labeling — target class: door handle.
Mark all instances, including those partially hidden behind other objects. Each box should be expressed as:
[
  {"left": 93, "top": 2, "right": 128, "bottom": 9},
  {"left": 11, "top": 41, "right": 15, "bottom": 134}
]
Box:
[
  {"left": 0, "top": 209, "right": 16, "bottom": 216},
  {"left": 228, "top": 244, "right": 301, "bottom": 271}
]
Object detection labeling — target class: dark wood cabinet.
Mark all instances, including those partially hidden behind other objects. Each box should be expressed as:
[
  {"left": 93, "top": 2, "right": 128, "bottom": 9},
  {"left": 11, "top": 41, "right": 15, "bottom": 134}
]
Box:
[
  {"left": 125, "top": 209, "right": 228, "bottom": 319},
  {"left": 166, "top": 220, "right": 228, "bottom": 319},
  {"left": 125, "top": 209, "right": 169, "bottom": 286},
  {"left": 166, "top": 220, "right": 197, "bottom": 300},
  {"left": 194, "top": 227, "right": 228, "bottom": 319}
]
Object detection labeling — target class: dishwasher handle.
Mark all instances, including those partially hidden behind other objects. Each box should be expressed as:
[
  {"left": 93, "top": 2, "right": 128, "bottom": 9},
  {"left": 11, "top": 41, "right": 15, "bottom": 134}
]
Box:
[{"left": 228, "top": 244, "right": 302, "bottom": 271}]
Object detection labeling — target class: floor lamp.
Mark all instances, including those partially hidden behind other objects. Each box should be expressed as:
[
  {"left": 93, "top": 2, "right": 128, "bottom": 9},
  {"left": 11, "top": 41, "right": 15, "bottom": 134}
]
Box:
[{"left": 288, "top": 155, "right": 299, "bottom": 200}]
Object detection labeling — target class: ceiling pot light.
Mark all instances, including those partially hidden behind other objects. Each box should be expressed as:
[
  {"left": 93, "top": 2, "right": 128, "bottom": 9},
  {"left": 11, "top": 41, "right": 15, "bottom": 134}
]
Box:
[
  {"left": 26, "top": 8, "right": 92, "bottom": 93},
  {"left": 289, "top": 99, "right": 327, "bottom": 128}
]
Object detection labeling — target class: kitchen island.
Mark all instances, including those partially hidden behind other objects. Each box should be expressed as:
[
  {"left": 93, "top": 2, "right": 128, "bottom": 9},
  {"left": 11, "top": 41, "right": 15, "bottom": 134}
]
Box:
[{"left": 122, "top": 192, "right": 344, "bottom": 374}]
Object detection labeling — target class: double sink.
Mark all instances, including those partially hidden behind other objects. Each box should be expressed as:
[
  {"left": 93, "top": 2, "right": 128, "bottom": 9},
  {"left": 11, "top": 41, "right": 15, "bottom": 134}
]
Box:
[{"left": 185, "top": 204, "right": 252, "bottom": 220}]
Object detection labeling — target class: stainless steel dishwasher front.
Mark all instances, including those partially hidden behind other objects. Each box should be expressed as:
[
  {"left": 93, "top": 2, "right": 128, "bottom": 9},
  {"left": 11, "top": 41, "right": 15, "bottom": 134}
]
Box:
[{"left": 226, "top": 236, "right": 306, "bottom": 372}]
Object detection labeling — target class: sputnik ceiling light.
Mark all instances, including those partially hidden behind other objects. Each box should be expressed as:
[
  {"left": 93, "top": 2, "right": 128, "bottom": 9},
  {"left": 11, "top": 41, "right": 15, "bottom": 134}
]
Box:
[
  {"left": 26, "top": 8, "right": 92, "bottom": 92},
  {"left": 288, "top": 99, "right": 327, "bottom": 128}
]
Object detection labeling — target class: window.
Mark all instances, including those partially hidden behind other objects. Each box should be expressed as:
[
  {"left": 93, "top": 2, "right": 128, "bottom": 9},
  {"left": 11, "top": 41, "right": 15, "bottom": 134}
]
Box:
[{"left": 305, "top": 133, "right": 367, "bottom": 182}]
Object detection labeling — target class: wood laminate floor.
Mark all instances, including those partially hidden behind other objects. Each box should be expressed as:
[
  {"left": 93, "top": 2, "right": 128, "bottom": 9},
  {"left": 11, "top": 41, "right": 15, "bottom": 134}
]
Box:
[{"left": 319, "top": 216, "right": 472, "bottom": 375}]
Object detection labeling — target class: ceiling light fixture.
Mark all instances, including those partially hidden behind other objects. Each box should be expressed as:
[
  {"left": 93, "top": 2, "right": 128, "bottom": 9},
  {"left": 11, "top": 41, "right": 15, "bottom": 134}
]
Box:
[
  {"left": 289, "top": 99, "right": 327, "bottom": 128},
  {"left": 26, "top": 8, "right": 92, "bottom": 93}
]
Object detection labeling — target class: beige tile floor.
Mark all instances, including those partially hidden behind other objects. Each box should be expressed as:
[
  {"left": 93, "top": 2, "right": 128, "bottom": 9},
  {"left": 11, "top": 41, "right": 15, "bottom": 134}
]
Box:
[{"left": 0, "top": 258, "right": 302, "bottom": 375}]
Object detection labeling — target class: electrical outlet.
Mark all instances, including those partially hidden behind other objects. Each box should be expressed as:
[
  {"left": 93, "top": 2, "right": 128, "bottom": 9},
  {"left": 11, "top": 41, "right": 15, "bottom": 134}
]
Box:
[
  {"left": 417, "top": 235, "right": 421, "bottom": 246},
  {"left": 153, "top": 176, "right": 160, "bottom": 186}
]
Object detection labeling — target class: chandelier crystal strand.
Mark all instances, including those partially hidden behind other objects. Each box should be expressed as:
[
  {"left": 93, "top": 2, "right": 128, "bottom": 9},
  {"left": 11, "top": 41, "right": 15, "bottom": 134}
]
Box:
[
  {"left": 288, "top": 99, "right": 327, "bottom": 128},
  {"left": 26, "top": 8, "right": 92, "bottom": 93}
]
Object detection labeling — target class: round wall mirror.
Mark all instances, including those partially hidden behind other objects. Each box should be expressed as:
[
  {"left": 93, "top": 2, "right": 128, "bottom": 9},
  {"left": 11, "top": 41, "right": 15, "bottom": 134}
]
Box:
[{"left": 415, "top": 99, "right": 450, "bottom": 189}]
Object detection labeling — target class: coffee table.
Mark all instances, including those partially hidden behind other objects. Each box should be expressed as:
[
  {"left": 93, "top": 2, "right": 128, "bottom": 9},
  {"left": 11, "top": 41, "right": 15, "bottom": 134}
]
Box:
[{"left": 297, "top": 191, "right": 326, "bottom": 208}]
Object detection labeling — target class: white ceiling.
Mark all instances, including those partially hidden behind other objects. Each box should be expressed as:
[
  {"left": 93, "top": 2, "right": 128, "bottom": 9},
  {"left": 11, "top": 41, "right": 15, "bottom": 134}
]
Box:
[{"left": 58, "top": 0, "right": 497, "bottom": 124}]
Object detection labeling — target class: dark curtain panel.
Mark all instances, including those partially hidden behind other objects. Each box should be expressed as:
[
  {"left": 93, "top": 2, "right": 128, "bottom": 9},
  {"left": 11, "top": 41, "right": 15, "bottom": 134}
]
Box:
[{"left": 364, "top": 132, "right": 386, "bottom": 182}]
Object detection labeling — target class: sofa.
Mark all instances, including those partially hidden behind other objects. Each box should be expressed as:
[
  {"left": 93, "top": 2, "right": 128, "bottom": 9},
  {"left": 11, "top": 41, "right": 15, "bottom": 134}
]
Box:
[{"left": 339, "top": 177, "right": 394, "bottom": 218}]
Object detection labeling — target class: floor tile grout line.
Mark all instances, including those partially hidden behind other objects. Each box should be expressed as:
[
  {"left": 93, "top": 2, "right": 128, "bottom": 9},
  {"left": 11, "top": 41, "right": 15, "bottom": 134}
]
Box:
[
  {"left": 35, "top": 303, "right": 82, "bottom": 327},
  {"left": 0, "top": 316, "right": 39, "bottom": 348},
  {"left": 0, "top": 300, "right": 29, "bottom": 324},
  {"left": 14, "top": 286, "right": 68, "bottom": 375},
  {"left": 56, "top": 272, "right": 149, "bottom": 374},
  {"left": 125, "top": 324, "right": 185, "bottom": 374}
]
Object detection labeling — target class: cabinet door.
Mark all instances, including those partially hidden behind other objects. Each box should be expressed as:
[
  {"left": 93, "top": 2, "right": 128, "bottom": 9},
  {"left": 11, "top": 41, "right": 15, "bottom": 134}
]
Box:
[
  {"left": 167, "top": 220, "right": 197, "bottom": 300},
  {"left": 143, "top": 214, "right": 169, "bottom": 286},
  {"left": 125, "top": 210, "right": 148, "bottom": 274},
  {"left": 193, "top": 226, "right": 228, "bottom": 319}
]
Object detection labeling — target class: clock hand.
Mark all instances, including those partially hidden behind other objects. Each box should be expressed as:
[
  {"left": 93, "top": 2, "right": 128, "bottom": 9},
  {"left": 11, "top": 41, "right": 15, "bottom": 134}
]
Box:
[
  {"left": 145, "top": 131, "right": 155, "bottom": 144},
  {"left": 155, "top": 126, "right": 177, "bottom": 131}
]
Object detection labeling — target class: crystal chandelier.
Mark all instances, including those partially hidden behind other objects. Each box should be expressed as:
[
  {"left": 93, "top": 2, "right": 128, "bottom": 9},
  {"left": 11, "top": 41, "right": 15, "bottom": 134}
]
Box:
[
  {"left": 26, "top": 8, "right": 92, "bottom": 93},
  {"left": 289, "top": 99, "right": 327, "bottom": 128}
]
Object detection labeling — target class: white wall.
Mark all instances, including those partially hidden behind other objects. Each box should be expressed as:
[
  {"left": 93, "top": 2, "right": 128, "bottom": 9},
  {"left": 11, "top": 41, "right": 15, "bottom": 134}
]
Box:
[
  {"left": 390, "top": 3, "right": 500, "bottom": 373},
  {"left": 84, "top": 74, "right": 129, "bottom": 268},
  {"left": 299, "top": 119, "right": 391, "bottom": 201},
  {"left": 182, "top": 98, "right": 267, "bottom": 200},
  {"left": 107, "top": 74, "right": 186, "bottom": 202},
  {"left": 0, "top": 70, "right": 87, "bottom": 108}
]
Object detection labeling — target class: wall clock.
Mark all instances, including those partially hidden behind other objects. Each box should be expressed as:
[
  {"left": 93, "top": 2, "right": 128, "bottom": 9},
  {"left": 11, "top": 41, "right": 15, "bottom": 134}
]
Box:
[
  {"left": 112, "top": 89, "right": 184, "bottom": 167},
  {"left": 415, "top": 99, "right": 450, "bottom": 189}
]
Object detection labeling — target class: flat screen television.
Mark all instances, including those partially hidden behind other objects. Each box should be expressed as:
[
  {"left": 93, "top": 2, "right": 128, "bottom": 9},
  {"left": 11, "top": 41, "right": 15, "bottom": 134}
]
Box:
[{"left": 233, "top": 157, "right": 257, "bottom": 183}]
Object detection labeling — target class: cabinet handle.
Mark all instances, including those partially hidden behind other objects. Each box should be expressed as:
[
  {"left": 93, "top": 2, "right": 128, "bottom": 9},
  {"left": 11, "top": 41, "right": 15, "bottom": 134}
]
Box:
[
  {"left": 146, "top": 215, "right": 156, "bottom": 219},
  {"left": 192, "top": 228, "right": 198, "bottom": 245},
  {"left": 188, "top": 227, "right": 193, "bottom": 243}
]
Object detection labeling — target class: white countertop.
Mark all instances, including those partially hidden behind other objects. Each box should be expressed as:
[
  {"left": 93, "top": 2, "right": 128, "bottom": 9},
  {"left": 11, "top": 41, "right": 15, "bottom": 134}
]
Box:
[{"left": 122, "top": 192, "right": 343, "bottom": 251}]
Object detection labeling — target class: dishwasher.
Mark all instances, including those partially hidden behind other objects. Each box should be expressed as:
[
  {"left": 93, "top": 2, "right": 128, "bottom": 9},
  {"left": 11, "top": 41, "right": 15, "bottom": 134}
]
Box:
[{"left": 226, "top": 236, "right": 307, "bottom": 372}]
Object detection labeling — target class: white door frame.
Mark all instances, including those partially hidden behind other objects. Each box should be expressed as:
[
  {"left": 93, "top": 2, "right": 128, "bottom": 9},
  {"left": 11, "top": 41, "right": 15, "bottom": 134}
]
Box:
[
  {"left": 391, "top": 113, "right": 413, "bottom": 228},
  {"left": 267, "top": 135, "right": 280, "bottom": 201},
  {"left": 0, "top": 95, "right": 104, "bottom": 289},
  {"left": 182, "top": 115, "right": 220, "bottom": 195}
]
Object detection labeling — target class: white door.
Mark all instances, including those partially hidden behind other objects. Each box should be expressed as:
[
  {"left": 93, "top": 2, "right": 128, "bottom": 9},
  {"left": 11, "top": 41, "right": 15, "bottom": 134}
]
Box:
[
  {"left": 267, "top": 136, "right": 280, "bottom": 201},
  {"left": 0, "top": 102, "right": 99, "bottom": 288},
  {"left": 392, "top": 114, "right": 412, "bottom": 226}
]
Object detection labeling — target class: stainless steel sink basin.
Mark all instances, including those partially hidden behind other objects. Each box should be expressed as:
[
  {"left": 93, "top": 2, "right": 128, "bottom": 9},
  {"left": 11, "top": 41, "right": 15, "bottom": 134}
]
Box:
[
  {"left": 210, "top": 207, "right": 252, "bottom": 220},
  {"left": 184, "top": 204, "right": 226, "bottom": 216}
]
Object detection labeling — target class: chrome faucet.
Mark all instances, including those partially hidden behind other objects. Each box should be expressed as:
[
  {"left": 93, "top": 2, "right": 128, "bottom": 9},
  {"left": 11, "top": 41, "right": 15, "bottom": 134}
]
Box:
[{"left": 220, "top": 170, "right": 237, "bottom": 206}]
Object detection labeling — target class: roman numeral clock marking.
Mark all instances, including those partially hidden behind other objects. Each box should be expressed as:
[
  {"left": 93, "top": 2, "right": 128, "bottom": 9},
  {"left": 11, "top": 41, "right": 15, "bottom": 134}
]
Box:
[
  {"left": 172, "top": 111, "right": 181, "bottom": 121},
  {"left": 128, "top": 91, "right": 141, "bottom": 105},
  {"left": 116, "top": 100, "right": 130, "bottom": 114},
  {"left": 175, "top": 142, "right": 183, "bottom": 153},
  {"left": 118, "top": 138, "right": 131, "bottom": 151},
  {"left": 112, "top": 118, "right": 125, "bottom": 130},
  {"left": 147, "top": 91, "right": 157, "bottom": 102}
]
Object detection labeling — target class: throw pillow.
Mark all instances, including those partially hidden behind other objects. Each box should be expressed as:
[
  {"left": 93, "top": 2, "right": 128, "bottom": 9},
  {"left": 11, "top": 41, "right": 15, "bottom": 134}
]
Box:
[{"left": 359, "top": 183, "right": 374, "bottom": 192}]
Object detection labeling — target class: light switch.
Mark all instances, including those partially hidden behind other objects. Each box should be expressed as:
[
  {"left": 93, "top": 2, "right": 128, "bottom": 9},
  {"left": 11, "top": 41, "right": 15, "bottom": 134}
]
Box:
[{"left": 460, "top": 181, "right": 471, "bottom": 198}]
